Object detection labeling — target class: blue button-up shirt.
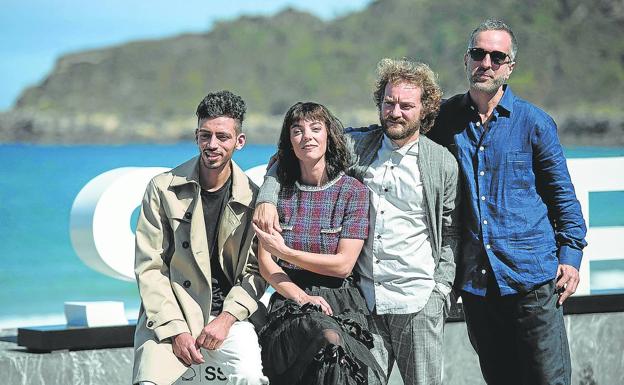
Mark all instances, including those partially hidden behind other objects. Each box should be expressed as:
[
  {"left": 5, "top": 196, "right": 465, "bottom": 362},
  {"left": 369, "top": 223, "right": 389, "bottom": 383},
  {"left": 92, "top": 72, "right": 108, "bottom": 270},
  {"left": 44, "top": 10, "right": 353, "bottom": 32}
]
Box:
[{"left": 428, "top": 85, "right": 587, "bottom": 296}]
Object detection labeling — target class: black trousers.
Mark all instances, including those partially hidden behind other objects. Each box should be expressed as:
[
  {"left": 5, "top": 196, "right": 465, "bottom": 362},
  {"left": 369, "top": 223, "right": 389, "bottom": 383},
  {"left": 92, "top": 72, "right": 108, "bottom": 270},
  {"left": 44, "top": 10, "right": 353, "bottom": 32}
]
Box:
[{"left": 461, "top": 280, "right": 571, "bottom": 385}]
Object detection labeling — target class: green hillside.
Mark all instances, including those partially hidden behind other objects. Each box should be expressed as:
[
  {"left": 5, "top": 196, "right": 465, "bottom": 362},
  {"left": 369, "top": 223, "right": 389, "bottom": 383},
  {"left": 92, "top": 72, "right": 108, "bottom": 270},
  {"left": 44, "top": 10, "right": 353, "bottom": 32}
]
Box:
[{"left": 1, "top": 0, "right": 622, "bottom": 144}]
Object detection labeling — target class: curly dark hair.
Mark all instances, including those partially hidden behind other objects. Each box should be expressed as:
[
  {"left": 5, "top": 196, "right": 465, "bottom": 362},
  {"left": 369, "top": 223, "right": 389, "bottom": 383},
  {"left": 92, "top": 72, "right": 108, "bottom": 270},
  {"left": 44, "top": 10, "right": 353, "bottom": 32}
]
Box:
[
  {"left": 195, "top": 90, "right": 246, "bottom": 133},
  {"left": 276, "top": 102, "right": 351, "bottom": 186},
  {"left": 372, "top": 58, "right": 442, "bottom": 134}
]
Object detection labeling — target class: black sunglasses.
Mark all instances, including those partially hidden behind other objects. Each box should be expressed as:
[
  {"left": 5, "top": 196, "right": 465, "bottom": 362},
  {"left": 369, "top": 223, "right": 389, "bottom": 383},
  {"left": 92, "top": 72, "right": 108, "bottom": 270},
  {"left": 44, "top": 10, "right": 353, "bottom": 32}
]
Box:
[{"left": 467, "top": 47, "right": 512, "bottom": 65}]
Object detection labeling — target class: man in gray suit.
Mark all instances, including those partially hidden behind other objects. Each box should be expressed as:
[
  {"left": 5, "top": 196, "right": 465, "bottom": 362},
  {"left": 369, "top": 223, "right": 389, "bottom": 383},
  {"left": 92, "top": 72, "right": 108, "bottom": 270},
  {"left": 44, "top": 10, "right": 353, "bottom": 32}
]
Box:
[{"left": 254, "top": 58, "right": 461, "bottom": 385}]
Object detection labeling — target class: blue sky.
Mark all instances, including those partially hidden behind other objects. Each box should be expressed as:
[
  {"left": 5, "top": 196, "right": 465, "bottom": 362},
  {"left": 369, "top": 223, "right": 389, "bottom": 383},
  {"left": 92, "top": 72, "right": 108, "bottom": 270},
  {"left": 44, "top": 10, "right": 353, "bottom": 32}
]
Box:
[{"left": 0, "top": 0, "right": 372, "bottom": 111}]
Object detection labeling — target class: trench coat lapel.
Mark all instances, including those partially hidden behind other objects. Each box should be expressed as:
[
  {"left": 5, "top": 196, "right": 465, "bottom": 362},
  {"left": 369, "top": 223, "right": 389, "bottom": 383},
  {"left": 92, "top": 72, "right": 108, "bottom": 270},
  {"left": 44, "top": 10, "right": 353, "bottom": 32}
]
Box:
[
  {"left": 169, "top": 157, "right": 212, "bottom": 285},
  {"left": 217, "top": 162, "right": 255, "bottom": 283},
  {"left": 217, "top": 204, "right": 239, "bottom": 283},
  {"left": 190, "top": 197, "right": 212, "bottom": 284}
]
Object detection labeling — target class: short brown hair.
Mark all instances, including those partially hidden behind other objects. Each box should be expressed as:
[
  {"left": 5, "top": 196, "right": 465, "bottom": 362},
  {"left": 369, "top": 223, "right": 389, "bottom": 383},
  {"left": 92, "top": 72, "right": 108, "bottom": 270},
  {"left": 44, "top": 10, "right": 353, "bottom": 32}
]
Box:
[{"left": 373, "top": 58, "right": 442, "bottom": 134}]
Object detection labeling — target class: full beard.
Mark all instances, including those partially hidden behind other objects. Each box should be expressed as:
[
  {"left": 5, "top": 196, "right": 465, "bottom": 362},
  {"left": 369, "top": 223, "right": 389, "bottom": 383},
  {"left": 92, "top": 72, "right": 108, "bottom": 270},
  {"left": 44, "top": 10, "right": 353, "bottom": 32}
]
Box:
[{"left": 380, "top": 114, "right": 420, "bottom": 142}]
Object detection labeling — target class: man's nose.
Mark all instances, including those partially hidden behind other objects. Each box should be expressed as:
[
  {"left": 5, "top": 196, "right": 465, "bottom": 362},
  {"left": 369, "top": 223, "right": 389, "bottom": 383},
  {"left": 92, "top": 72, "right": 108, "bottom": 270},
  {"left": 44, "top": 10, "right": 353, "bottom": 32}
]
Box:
[
  {"left": 207, "top": 135, "right": 219, "bottom": 148},
  {"left": 480, "top": 53, "right": 492, "bottom": 68},
  {"left": 390, "top": 104, "right": 402, "bottom": 117}
]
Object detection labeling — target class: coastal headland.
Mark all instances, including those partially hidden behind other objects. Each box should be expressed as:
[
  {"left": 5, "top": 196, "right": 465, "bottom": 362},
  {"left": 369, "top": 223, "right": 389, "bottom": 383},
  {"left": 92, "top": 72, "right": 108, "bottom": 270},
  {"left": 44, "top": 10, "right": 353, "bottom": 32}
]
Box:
[{"left": 1, "top": 0, "right": 622, "bottom": 145}]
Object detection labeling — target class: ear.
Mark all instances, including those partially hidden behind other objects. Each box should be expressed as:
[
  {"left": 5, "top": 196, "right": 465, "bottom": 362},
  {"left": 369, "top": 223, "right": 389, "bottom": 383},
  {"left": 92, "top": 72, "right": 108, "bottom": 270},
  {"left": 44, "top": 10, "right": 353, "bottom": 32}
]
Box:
[
  {"left": 464, "top": 52, "right": 468, "bottom": 68},
  {"left": 507, "top": 61, "right": 516, "bottom": 76},
  {"left": 194, "top": 128, "right": 199, "bottom": 143},
  {"left": 235, "top": 133, "right": 246, "bottom": 150}
]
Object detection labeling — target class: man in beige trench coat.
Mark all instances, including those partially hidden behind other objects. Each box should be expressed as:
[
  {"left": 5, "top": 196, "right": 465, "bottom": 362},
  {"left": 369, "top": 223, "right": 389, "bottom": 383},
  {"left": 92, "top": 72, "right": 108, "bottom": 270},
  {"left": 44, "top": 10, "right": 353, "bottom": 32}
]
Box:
[{"left": 133, "top": 91, "right": 268, "bottom": 385}]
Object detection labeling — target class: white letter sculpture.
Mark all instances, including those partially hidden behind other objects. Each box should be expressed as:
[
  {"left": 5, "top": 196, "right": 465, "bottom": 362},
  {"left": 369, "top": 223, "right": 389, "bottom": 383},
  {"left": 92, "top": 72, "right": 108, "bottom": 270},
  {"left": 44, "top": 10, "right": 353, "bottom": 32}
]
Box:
[
  {"left": 70, "top": 160, "right": 624, "bottom": 295},
  {"left": 70, "top": 165, "right": 268, "bottom": 282}
]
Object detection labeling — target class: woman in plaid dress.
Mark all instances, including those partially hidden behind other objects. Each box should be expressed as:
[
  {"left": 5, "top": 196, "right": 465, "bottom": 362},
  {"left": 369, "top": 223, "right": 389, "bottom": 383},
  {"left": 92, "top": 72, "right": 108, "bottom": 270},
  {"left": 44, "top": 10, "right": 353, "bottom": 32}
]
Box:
[{"left": 253, "top": 102, "right": 384, "bottom": 385}]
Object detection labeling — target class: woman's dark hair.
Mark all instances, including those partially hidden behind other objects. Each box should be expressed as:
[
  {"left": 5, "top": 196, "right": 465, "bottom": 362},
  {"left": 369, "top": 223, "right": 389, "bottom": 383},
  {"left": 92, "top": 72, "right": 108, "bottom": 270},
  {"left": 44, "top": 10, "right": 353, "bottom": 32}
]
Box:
[{"left": 276, "top": 102, "right": 351, "bottom": 186}]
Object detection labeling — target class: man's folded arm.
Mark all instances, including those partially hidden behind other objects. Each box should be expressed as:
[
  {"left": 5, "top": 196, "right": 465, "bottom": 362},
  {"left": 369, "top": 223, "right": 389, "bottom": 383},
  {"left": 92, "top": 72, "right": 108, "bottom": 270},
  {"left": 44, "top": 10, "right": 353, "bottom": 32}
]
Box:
[{"left": 256, "top": 163, "right": 280, "bottom": 206}]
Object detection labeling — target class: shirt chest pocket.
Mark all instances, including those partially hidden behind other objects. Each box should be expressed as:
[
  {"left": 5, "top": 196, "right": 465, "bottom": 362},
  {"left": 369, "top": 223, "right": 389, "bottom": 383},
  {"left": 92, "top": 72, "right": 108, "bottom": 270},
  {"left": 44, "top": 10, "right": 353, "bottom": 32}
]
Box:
[
  {"left": 280, "top": 223, "right": 343, "bottom": 255},
  {"left": 320, "top": 226, "right": 342, "bottom": 254},
  {"left": 505, "top": 152, "right": 534, "bottom": 190}
]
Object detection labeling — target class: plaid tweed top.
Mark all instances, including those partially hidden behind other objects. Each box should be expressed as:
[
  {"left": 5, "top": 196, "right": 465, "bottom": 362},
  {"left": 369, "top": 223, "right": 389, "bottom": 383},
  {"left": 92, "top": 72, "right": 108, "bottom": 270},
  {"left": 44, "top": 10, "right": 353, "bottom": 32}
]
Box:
[{"left": 277, "top": 173, "right": 369, "bottom": 270}]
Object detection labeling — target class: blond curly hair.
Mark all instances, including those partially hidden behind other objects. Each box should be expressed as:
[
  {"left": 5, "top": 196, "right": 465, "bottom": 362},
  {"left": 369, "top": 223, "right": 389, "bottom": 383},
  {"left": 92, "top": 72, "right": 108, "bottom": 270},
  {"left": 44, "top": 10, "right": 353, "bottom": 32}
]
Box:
[{"left": 373, "top": 58, "right": 442, "bottom": 134}]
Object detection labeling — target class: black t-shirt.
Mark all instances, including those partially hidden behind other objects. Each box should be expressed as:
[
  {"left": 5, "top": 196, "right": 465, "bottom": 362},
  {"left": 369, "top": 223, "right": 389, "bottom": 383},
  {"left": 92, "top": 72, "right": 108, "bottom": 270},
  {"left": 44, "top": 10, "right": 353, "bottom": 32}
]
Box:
[{"left": 200, "top": 177, "right": 233, "bottom": 316}]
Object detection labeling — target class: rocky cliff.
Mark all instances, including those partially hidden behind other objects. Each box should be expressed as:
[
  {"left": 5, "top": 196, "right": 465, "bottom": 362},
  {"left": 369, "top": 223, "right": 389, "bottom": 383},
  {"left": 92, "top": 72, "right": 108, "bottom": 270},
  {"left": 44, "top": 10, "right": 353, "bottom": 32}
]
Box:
[{"left": 1, "top": 0, "right": 622, "bottom": 145}]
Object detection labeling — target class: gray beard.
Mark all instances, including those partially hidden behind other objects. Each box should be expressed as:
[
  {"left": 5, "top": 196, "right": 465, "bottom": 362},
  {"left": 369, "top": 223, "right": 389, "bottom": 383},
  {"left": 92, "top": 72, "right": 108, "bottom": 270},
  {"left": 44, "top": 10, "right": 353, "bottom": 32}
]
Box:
[{"left": 468, "top": 72, "right": 507, "bottom": 94}]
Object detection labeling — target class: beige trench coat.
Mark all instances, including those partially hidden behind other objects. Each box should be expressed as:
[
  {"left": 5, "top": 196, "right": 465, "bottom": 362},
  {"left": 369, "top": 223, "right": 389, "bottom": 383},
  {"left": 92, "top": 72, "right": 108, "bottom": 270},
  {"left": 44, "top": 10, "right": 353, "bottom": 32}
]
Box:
[{"left": 132, "top": 157, "right": 266, "bottom": 385}]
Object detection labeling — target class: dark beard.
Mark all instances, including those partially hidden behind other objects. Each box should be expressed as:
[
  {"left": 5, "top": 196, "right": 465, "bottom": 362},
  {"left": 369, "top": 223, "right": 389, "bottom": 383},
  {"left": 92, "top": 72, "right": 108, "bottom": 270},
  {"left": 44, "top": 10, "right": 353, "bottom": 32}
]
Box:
[{"left": 381, "top": 115, "right": 420, "bottom": 141}]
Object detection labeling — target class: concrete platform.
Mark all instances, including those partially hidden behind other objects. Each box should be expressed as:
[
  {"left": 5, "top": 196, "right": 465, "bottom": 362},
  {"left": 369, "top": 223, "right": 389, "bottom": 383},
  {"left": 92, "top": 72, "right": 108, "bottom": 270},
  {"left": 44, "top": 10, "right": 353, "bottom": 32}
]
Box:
[
  {"left": 1, "top": 312, "right": 622, "bottom": 384},
  {"left": 0, "top": 331, "right": 133, "bottom": 384}
]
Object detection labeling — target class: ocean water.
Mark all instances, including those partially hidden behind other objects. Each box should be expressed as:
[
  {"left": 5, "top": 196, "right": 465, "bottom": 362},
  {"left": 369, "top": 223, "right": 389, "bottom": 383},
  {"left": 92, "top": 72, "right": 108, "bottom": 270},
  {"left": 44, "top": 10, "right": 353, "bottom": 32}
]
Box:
[{"left": 0, "top": 143, "right": 622, "bottom": 328}]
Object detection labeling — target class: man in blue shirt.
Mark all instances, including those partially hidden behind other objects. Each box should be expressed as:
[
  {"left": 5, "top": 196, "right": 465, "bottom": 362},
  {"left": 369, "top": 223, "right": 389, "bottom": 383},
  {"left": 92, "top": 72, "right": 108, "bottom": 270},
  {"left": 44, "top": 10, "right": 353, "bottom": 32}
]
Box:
[{"left": 428, "top": 19, "right": 587, "bottom": 385}]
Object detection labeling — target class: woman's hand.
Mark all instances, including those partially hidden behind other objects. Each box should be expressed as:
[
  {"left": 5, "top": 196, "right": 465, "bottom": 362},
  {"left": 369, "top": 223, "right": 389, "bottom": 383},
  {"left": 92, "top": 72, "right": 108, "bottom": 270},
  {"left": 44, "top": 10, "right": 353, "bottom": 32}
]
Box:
[
  {"left": 297, "top": 293, "right": 333, "bottom": 316},
  {"left": 253, "top": 223, "right": 289, "bottom": 258}
]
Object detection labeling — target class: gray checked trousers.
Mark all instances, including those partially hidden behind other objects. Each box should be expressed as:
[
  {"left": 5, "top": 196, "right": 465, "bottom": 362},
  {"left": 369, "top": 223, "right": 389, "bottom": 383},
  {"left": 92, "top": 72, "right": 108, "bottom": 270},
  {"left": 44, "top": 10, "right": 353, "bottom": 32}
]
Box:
[{"left": 367, "top": 287, "right": 448, "bottom": 385}]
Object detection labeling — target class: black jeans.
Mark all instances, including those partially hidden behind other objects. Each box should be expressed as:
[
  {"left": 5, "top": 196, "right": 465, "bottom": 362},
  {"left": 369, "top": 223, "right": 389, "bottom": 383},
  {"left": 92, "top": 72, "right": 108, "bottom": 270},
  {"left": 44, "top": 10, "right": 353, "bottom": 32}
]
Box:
[{"left": 461, "top": 280, "right": 571, "bottom": 385}]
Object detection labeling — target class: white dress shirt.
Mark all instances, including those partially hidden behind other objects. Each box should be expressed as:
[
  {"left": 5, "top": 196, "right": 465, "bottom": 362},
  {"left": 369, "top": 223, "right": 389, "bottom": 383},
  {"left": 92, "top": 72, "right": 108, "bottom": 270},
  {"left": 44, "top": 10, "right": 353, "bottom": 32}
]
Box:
[{"left": 357, "top": 135, "right": 436, "bottom": 314}]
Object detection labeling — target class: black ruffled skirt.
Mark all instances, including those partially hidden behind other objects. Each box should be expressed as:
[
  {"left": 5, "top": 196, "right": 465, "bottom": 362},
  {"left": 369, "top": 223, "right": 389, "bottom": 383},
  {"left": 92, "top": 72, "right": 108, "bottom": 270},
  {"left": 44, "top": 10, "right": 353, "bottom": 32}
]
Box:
[{"left": 258, "top": 270, "right": 385, "bottom": 385}]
